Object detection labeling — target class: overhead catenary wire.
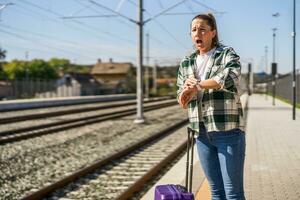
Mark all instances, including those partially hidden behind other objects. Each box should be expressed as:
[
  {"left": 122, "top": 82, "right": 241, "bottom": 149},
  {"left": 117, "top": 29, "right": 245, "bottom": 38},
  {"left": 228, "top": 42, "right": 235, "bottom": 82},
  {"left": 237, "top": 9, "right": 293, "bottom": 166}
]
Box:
[
  {"left": 17, "top": 0, "right": 136, "bottom": 45},
  {"left": 152, "top": 19, "right": 190, "bottom": 50},
  {"left": 88, "top": 0, "right": 137, "bottom": 24},
  {"left": 73, "top": 0, "right": 136, "bottom": 30},
  {"left": 143, "top": 0, "right": 188, "bottom": 24},
  {"left": 0, "top": 27, "right": 96, "bottom": 59},
  {"left": 115, "top": 0, "right": 127, "bottom": 12},
  {"left": 157, "top": 0, "right": 164, "bottom": 9},
  {"left": 0, "top": 23, "right": 136, "bottom": 60},
  {"left": 184, "top": 1, "right": 195, "bottom": 13},
  {"left": 190, "top": 0, "right": 218, "bottom": 13},
  {"left": 86, "top": 0, "right": 191, "bottom": 50},
  {"left": 5, "top": 0, "right": 221, "bottom": 65},
  {"left": 2, "top": 7, "right": 134, "bottom": 60},
  {"left": 84, "top": 0, "right": 190, "bottom": 59}
]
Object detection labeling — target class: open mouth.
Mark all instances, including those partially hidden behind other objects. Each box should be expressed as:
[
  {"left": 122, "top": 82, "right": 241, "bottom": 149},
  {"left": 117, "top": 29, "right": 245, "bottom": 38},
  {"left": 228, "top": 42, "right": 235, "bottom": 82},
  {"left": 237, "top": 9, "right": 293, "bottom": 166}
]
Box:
[{"left": 196, "top": 39, "right": 203, "bottom": 45}]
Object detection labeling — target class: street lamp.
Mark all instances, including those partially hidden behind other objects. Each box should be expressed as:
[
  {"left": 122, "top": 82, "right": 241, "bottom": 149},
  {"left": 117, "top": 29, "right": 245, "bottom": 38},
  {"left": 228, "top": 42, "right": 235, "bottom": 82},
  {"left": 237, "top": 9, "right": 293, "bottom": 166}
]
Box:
[
  {"left": 265, "top": 46, "right": 269, "bottom": 99},
  {"left": 292, "top": 0, "right": 296, "bottom": 120},
  {"left": 271, "top": 28, "right": 277, "bottom": 106},
  {"left": 271, "top": 12, "right": 280, "bottom": 106}
]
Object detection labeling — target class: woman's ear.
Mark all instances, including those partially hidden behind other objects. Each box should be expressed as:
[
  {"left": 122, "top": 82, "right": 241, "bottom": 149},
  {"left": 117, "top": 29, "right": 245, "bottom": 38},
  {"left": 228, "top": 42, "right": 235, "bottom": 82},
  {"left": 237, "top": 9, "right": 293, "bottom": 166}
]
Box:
[{"left": 212, "top": 30, "right": 216, "bottom": 38}]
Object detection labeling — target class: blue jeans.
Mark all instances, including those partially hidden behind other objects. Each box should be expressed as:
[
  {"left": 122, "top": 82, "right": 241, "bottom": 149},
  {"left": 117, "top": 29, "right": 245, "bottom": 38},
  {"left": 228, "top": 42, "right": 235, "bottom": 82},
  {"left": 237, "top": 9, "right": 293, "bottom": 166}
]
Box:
[{"left": 196, "top": 124, "right": 246, "bottom": 200}]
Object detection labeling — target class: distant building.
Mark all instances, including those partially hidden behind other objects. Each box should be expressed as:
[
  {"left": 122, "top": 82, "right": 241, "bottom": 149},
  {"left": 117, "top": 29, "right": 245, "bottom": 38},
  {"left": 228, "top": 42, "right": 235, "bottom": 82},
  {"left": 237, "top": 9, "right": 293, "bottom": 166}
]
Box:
[
  {"left": 56, "top": 73, "right": 101, "bottom": 96},
  {"left": 156, "top": 78, "right": 177, "bottom": 87},
  {"left": 91, "top": 58, "right": 135, "bottom": 93},
  {"left": 0, "top": 81, "right": 11, "bottom": 100}
]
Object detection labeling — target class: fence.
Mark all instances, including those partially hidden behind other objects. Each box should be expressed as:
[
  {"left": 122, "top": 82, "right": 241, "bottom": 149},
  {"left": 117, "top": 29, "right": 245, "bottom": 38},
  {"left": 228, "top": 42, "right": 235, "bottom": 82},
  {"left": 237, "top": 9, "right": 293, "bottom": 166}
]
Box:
[
  {"left": 266, "top": 69, "right": 300, "bottom": 104},
  {"left": 0, "top": 79, "right": 106, "bottom": 100}
]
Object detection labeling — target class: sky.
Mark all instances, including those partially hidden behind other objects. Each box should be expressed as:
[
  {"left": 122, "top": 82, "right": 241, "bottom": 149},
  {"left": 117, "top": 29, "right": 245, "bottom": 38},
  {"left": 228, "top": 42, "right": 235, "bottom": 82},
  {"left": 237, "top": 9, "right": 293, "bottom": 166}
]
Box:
[{"left": 0, "top": 0, "right": 299, "bottom": 74}]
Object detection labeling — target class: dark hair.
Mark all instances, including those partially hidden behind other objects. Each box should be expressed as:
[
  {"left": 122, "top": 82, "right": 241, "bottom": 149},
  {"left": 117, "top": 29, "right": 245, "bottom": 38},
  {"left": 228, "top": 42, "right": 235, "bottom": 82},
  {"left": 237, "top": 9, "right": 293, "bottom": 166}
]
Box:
[{"left": 190, "top": 13, "right": 219, "bottom": 46}]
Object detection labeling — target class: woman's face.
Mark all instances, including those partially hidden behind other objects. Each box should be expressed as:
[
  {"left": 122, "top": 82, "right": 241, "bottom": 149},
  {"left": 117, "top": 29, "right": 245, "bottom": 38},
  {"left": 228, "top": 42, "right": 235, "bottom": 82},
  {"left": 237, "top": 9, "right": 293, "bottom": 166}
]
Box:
[{"left": 190, "top": 18, "right": 216, "bottom": 53}]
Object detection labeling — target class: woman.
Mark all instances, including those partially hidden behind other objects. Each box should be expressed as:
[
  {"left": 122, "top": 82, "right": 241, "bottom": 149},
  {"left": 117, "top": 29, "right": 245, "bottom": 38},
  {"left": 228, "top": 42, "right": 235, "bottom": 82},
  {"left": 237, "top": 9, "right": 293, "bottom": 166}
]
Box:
[{"left": 177, "top": 13, "right": 246, "bottom": 200}]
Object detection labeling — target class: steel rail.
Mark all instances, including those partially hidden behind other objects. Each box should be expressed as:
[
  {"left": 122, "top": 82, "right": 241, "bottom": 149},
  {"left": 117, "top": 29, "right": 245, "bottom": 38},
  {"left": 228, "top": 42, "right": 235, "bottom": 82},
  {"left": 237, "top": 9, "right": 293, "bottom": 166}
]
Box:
[
  {"left": 0, "top": 97, "right": 172, "bottom": 124},
  {"left": 115, "top": 132, "right": 187, "bottom": 200},
  {"left": 20, "top": 119, "right": 188, "bottom": 200},
  {"left": 0, "top": 95, "right": 139, "bottom": 113},
  {"left": 0, "top": 101, "right": 178, "bottom": 144}
]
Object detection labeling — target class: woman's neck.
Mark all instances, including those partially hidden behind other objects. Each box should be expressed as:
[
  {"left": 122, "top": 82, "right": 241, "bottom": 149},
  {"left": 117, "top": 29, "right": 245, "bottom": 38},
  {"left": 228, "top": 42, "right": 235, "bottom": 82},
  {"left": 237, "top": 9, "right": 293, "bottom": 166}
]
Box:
[{"left": 199, "top": 45, "right": 215, "bottom": 55}]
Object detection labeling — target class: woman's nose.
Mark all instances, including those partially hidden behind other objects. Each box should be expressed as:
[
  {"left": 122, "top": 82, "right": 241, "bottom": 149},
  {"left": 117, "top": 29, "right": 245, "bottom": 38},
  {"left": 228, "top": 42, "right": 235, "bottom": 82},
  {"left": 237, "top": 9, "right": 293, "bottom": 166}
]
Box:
[{"left": 195, "top": 29, "right": 202, "bottom": 36}]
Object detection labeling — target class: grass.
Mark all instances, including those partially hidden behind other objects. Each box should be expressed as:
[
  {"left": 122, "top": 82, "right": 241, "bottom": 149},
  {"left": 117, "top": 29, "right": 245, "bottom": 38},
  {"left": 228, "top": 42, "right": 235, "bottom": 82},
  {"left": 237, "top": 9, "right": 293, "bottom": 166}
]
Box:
[{"left": 264, "top": 93, "right": 300, "bottom": 109}]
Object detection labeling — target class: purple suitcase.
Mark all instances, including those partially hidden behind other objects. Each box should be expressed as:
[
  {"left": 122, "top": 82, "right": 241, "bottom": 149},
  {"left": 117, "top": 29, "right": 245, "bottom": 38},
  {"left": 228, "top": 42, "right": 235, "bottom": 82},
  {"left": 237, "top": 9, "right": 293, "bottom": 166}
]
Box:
[
  {"left": 155, "top": 184, "right": 194, "bottom": 200},
  {"left": 154, "top": 127, "right": 195, "bottom": 200}
]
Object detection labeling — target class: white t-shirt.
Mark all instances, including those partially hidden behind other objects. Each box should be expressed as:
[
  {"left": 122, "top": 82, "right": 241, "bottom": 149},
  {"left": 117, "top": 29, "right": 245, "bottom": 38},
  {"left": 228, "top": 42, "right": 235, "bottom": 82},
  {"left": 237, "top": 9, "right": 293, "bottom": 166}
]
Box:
[
  {"left": 195, "top": 47, "right": 216, "bottom": 121},
  {"left": 195, "top": 47, "right": 216, "bottom": 81}
]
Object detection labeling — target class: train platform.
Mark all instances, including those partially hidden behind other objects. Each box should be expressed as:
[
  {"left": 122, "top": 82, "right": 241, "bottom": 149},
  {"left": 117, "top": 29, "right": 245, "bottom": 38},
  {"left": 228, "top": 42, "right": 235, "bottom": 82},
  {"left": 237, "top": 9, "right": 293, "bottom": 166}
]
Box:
[
  {"left": 141, "top": 94, "right": 300, "bottom": 200},
  {"left": 0, "top": 94, "right": 135, "bottom": 111}
]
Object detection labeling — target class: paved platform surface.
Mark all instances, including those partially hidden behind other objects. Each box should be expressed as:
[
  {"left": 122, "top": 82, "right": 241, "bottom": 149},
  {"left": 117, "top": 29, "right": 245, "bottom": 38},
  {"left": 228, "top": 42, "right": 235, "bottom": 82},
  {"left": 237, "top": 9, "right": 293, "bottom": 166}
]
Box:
[
  {"left": 140, "top": 131, "right": 205, "bottom": 200},
  {"left": 141, "top": 94, "right": 300, "bottom": 200},
  {"left": 244, "top": 94, "right": 300, "bottom": 200}
]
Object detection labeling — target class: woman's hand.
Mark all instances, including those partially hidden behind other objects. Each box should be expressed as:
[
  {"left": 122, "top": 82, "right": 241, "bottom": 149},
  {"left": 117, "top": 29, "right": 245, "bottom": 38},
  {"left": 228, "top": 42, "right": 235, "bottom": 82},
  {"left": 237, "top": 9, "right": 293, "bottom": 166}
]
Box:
[
  {"left": 184, "top": 77, "right": 200, "bottom": 94},
  {"left": 179, "top": 87, "right": 197, "bottom": 109},
  {"left": 184, "top": 77, "right": 198, "bottom": 89}
]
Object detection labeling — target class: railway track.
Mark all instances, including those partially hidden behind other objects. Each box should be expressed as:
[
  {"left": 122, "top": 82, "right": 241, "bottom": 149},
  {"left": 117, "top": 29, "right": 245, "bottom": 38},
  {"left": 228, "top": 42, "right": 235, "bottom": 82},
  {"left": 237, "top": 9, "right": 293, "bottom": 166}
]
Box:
[
  {"left": 20, "top": 119, "right": 189, "bottom": 200},
  {"left": 0, "top": 99, "right": 178, "bottom": 144},
  {"left": 0, "top": 97, "right": 172, "bottom": 124}
]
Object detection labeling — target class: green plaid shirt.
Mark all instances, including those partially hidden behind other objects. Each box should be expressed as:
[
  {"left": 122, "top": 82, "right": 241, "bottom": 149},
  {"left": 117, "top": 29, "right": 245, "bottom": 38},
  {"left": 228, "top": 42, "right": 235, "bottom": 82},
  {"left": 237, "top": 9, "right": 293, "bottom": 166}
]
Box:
[{"left": 177, "top": 44, "right": 245, "bottom": 134}]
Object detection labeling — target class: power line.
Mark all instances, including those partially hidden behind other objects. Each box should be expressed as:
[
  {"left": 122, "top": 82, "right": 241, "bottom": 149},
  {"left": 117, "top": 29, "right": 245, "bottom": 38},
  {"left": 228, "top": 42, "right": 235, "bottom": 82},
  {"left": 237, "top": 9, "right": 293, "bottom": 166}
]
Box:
[
  {"left": 190, "top": 0, "right": 218, "bottom": 13},
  {"left": 152, "top": 19, "right": 189, "bottom": 50},
  {"left": 184, "top": 1, "right": 195, "bottom": 13},
  {"left": 73, "top": 0, "right": 136, "bottom": 30},
  {"left": 143, "top": 0, "right": 188, "bottom": 24},
  {"left": 142, "top": 3, "right": 189, "bottom": 50},
  {"left": 88, "top": 0, "right": 137, "bottom": 23},
  {"left": 157, "top": 0, "right": 164, "bottom": 9},
  {"left": 116, "top": 0, "right": 127, "bottom": 12},
  {"left": 0, "top": 27, "right": 96, "bottom": 59},
  {"left": 18, "top": 0, "right": 136, "bottom": 45},
  {"left": 61, "top": 14, "right": 118, "bottom": 19},
  {"left": 1, "top": 42, "right": 69, "bottom": 56},
  {"left": 4, "top": 4, "right": 137, "bottom": 60},
  {"left": 0, "top": 23, "right": 129, "bottom": 58},
  {"left": 85, "top": 0, "right": 190, "bottom": 56}
]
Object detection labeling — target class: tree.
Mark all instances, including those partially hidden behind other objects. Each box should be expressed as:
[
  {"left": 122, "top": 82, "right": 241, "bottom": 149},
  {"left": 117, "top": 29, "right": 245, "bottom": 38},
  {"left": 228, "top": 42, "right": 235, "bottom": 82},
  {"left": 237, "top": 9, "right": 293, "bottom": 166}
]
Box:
[
  {"left": 29, "top": 59, "right": 58, "bottom": 79},
  {"left": 0, "top": 48, "right": 7, "bottom": 79},
  {"left": 2, "top": 60, "right": 26, "bottom": 80},
  {"left": 3, "top": 59, "right": 58, "bottom": 80},
  {"left": 0, "top": 48, "right": 6, "bottom": 61},
  {"left": 48, "top": 58, "right": 70, "bottom": 71}
]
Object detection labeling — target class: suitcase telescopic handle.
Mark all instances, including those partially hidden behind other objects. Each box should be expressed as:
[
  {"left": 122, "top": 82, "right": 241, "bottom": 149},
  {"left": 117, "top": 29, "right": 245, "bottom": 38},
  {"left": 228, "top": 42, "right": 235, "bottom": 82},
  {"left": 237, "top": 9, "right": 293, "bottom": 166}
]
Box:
[{"left": 186, "top": 127, "right": 195, "bottom": 193}]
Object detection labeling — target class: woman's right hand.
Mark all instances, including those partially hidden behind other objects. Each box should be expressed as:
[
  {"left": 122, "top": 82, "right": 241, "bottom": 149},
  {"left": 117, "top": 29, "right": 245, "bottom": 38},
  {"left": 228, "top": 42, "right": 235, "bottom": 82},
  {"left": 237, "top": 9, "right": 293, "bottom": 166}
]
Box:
[{"left": 179, "top": 87, "right": 197, "bottom": 109}]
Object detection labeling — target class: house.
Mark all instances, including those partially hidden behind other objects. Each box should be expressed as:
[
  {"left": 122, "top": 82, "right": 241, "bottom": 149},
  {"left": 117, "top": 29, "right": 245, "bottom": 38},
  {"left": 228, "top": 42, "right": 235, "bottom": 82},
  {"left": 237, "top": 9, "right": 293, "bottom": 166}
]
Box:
[
  {"left": 91, "top": 59, "right": 135, "bottom": 93},
  {"left": 156, "top": 78, "right": 177, "bottom": 87},
  {"left": 56, "top": 73, "right": 102, "bottom": 96},
  {"left": 0, "top": 81, "right": 11, "bottom": 100}
]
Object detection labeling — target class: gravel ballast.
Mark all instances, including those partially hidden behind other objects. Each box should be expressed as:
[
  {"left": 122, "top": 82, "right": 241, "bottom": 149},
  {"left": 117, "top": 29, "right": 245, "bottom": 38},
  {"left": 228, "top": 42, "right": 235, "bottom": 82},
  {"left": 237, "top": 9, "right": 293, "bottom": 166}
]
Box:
[{"left": 0, "top": 105, "right": 187, "bottom": 200}]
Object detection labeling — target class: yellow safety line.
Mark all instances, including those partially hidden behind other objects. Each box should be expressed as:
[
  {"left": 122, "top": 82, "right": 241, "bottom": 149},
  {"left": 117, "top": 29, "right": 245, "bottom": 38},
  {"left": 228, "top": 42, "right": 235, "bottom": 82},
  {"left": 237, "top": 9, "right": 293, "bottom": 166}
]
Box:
[{"left": 195, "top": 178, "right": 211, "bottom": 200}]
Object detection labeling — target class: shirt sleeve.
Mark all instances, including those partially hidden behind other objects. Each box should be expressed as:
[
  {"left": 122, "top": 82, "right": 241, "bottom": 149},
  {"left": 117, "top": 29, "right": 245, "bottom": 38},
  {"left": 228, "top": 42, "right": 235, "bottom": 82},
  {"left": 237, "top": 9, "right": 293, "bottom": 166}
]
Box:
[
  {"left": 212, "top": 48, "right": 241, "bottom": 90},
  {"left": 176, "top": 60, "right": 185, "bottom": 102}
]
